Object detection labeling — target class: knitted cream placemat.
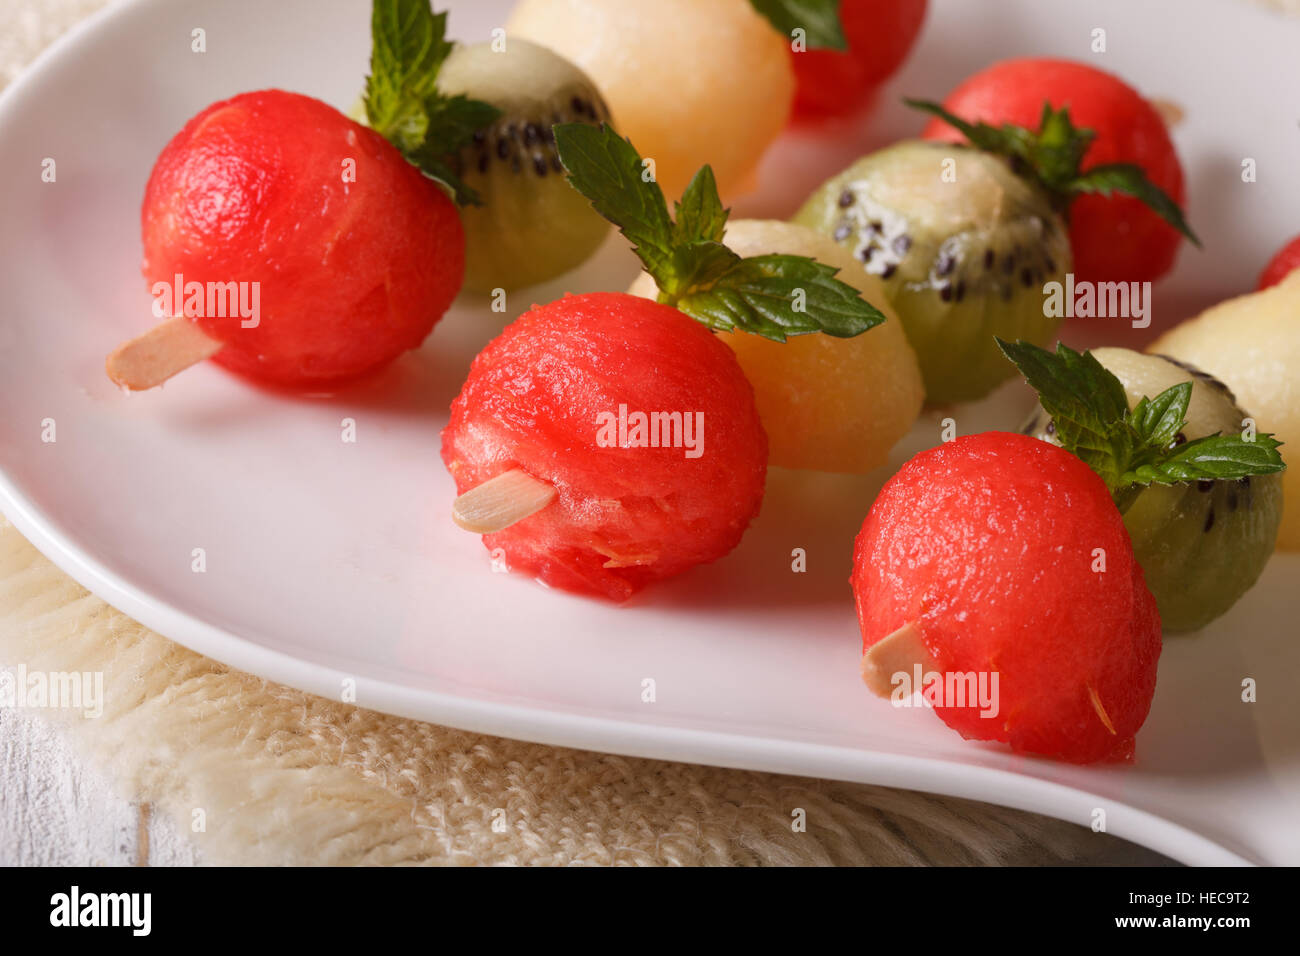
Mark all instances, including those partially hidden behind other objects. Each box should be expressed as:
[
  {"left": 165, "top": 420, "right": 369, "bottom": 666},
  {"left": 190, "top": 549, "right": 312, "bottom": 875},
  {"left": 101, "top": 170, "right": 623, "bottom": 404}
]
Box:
[{"left": 1, "top": 0, "right": 1184, "bottom": 867}]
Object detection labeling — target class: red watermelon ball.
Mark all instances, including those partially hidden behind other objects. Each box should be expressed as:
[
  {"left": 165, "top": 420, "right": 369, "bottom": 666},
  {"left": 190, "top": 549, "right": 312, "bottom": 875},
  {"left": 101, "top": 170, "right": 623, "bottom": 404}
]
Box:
[
  {"left": 1258, "top": 234, "right": 1300, "bottom": 290},
  {"left": 921, "top": 58, "right": 1186, "bottom": 286},
  {"left": 789, "top": 0, "right": 928, "bottom": 121},
  {"left": 442, "top": 292, "right": 768, "bottom": 601},
  {"left": 141, "top": 90, "right": 463, "bottom": 387},
  {"left": 851, "top": 432, "right": 1162, "bottom": 764}
]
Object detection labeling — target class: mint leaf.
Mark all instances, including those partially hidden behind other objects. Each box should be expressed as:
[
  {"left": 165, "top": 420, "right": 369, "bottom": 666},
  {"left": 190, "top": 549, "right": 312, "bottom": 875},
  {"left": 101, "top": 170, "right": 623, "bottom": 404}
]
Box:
[
  {"left": 363, "top": 0, "right": 500, "bottom": 205},
  {"left": 1067, "top": 163, "right": 1201, "bottom": 246},
  {"left": 365, "top": 1, "right": 452, "bottom": 152},
  {"left": 552, "top": 122, "right": 675, "bottom": 285},
  {"left": 1124, "top": 433, "right": 1286, "bottom": 484},
  {"left": 422, "top": 94, "right": 501, "bottom": 155},
  {"left": 749, "top": 0, "right": 847, "bottom": 51},
  {"left": 907, "top": 98, "right": 1198, "bottom": 242},
  {"left": 673, "top": 166, "right": 729, "bottom": 245},
  {"left": 995, "top": 338, "right": 1128, "bottom": 424},
  {"left": 556, "top": 122, "right": 886, "bottom": 340},
  {"left": 1129, "top": 382, "right": 1191, "bottom": 450},
  {"left": 677, "top": 254, "right": 885, "bottom": 341},
  {"left": 998, "top": 339, "right": 1287, "bottom": 499},
  {"left": 666, "top": 240, "right": 742, "bottom": 299}
]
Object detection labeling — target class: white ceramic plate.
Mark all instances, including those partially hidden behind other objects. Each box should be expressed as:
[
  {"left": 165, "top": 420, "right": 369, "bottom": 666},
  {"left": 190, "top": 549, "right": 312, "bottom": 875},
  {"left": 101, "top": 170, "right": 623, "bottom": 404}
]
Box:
[{"left": 2, "top": 0, "right": 1298, "bottom": 865}]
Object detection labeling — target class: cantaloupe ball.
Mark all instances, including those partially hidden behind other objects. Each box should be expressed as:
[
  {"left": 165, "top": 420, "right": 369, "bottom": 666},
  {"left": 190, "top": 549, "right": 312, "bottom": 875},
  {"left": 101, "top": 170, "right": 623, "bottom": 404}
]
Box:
[
  {"left": 506, "top": 0, "right": 794, "bottom": 201},
  {"left": 628, "top": 220, "right": 924, "bottom": 473},
  {"left": 1149, "top": 269, "right": 1300, "bottom": 550}
]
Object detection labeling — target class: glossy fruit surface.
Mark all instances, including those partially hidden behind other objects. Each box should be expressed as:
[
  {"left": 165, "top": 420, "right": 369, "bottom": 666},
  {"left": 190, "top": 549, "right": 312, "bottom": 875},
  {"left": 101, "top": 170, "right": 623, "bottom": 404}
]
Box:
[
  {"left": 142, "top": 90, "right": 463, "bottom": 386},
  {"left": 627, "top": 219, "right": 923, "bottom": 473},
  {"left": 1151, "top": 271, "right": 1300, "bottom": 550},
  {"left": 442, "top": 292, "right": 767, "bottom": 600},
  {"left": 921, "top": 58, "right": 1186, "bottom": 284},
  {"left": 1023, "top": 348, "right": 1284, "bottom": 631},
  {"left": 507, "top": 0, "right": 794, "bottom": 200},
  {"left": 794, "top": 140, "right": 1069, "bottom": 403},
  {"left": 1258, "top": 234, "right": 1300, "bottom": 290},
  {"left": 852, "top": 431, "right": 1162, "bottom": 763},
  {"left": 789, "top": 0, "right": 928, "bottom": 120}
]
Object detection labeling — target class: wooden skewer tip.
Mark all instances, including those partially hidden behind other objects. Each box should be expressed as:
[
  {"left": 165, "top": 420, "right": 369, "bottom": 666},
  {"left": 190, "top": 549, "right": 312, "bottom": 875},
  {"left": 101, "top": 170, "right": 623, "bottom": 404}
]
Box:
[
  {"left": 105, "top": 316, "right": 223, "bottom": 391},
  {"left": 452, "top": 467, "right": 557, "bottom": 535}
]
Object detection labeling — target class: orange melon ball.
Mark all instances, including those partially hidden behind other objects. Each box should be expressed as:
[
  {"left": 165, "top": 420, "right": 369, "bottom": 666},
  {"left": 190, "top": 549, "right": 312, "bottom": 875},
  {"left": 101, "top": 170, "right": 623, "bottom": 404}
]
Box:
[
  {"left": 506, "top": 0, "right": 794, "bottom": 201},
  {"left": 628, "top": 220, "right": 924, "bottom": 473}
]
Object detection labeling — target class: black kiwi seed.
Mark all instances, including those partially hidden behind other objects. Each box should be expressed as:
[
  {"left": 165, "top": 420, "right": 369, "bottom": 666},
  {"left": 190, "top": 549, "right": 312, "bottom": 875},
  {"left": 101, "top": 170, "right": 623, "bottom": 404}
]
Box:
[
  {"left": 496, "top": 138, "right": 510, "bottom": 160},
  {"left": 858, "top": 245, "right": 875, "bottom": 263},
  {"left": 533, "top": 154, "right": 548, "bottom": 177},
  {"left": 1045, "top": 256, "right": 1057, "bottom": 273},
  {"left": 955, "top": 280, "right": 966, "bottom": 302},
  {"left": 1228, "top": 489, "right": 1239, "bottom": 511},
  {"left": 870, "top": 220, "right": 883, "bottom": 233},
  {"left": 551, "top": 155, "right": 563, "bottom": 173},
  {"left": 940, "top": 283, "right": 953, "bottom": 302},
  {"left": 523, "top": 123, "right": 541, "bottom": 146},
  {"left": 881, "top": 263, "right": 898, "bottom": 279},
  {"left": 936, "top": 252, "right": 956, "bottom": 276},
  {"left": 893, "top": 235, "right": 912, "bottom": 255},
  {"left": 472, "top": 129, "right": 486, "bottom": 146},
  {"left": 510, "top": 155, "right": 521, "bottom": 173},
  {"left": 1002, "top": 254, "right": 1015, "bottom": 275},
  {"left": 1204, "top": 507, "right": 1216, "bottom": 533},
  {"left": 984, "top": 249, "right": 995, "bottom": 270},
  {"left": 570, "top": 96, "right": 587, "bottom": 116},
  {"left": 477, "top": 153, "right": 489, "bottom": 173},
  {"left": 838, "top": 190, "right": 855, "bottom": 208},
  {"left": 1021, "top": 268, "right": 1034, "bottom": 287},
  {"left": 833, "top": 223, "right": 852, "bottom": 241},
  {"left": 1196, "top": 478, "right": 1215, "bottom": 492}
]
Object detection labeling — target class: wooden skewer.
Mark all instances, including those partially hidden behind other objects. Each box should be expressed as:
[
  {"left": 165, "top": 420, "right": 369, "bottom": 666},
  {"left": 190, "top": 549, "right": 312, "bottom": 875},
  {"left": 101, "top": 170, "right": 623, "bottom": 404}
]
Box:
[
  {"left": 860, "top": 621, "right": 938, "bottom": 698},
  {"left": 452, "top": 468, "right": 557, "bottom": 534},
  {"left": 1150, "top": 97, "right": 1185, "bottom": 129},
  {"left": 105, "top": 316, "right": 224, "bottom": 390}
]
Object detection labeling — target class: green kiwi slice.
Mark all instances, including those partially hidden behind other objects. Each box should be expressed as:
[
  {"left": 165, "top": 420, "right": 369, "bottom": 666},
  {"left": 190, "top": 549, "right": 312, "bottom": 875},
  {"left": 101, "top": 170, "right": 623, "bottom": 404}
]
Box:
[
  {"left": 794, "top": 141, "right": 1071, "bottom": 404},
  {"left": 1023, "top": 348, "right": 1284, "bottom": 632},
  {"left": 437, "top": 39, "right": 612, "bottom": 293}
]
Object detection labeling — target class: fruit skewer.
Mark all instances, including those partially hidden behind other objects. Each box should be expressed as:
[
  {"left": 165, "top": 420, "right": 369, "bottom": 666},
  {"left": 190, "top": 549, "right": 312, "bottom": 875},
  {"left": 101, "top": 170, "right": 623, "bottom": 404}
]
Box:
[
  {"left": 104, "top": 2, "right": 501, "bottom": 392},
  {"left": 442, "top": 123, "right": 889, "bottom": 598}
]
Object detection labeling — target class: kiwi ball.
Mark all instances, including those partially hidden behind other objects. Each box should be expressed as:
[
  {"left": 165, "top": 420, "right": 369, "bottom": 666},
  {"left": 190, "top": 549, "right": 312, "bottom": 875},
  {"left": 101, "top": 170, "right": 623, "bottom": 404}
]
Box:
[
  {"left": 1023, "top": 347, "right": 1284, "bottom": 633},
  {"left": 795, "top": 140, "right": 1071, "bottom": 405},
  {"left": 437, "top": 39, "right": 612, "bottom": 292},
  {"left": 1151, "top": 270, "right": 1300, "bottom": 551}
]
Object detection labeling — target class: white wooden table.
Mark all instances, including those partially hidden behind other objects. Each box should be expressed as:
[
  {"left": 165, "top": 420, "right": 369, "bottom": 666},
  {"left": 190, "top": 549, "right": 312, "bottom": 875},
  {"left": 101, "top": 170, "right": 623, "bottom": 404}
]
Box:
[{"left": 0, "top": 709, "right": 200, "bottom": 866}]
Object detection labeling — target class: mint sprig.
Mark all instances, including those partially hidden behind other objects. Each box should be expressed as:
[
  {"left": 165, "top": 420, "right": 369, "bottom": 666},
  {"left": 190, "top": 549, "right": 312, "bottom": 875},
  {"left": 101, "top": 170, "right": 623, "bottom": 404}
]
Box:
[
  {"left": 554, "top": 122, "right": 885, "bottom": 342},
  {"left": 363, "top": 0, "right": 501, "bottom": 204},
  {"left": 997, "top": 339, "right": 1285, "bottom": 509},
  {"left": 748, "top": 0, "right": 848, "bottom": 51},
  {"left": 906, "top": 99, "right": 1201, "bottom": 246}
]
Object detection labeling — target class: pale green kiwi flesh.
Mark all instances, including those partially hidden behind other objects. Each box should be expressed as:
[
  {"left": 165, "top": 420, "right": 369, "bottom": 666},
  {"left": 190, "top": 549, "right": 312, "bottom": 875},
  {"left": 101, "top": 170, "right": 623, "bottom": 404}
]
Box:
[
  {"left": 793, "top": 141, "right": 1071, "bottom": 405},
  {"left": 437, "top": 39, "right": 611, "bottom": 293},
  {"left": 1022, "top": 348, "right": 1284, "bottom": 633}
]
